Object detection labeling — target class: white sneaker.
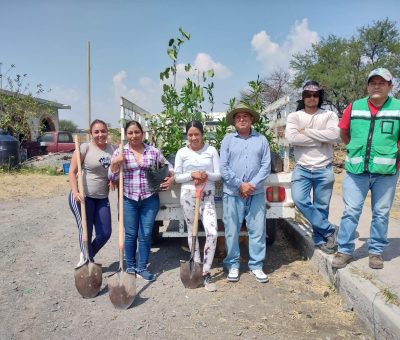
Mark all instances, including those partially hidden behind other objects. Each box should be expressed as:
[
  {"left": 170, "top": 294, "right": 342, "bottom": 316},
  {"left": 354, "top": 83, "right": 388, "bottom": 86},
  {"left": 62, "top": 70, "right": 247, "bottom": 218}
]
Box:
[
  {"left": 227, "top": 268, "right": 240, "bottom": 282},
  {"left": 76, "top": 252, "right": 86, "bottom": 268},
  {"left": 251, "top": 269, "right": 269, "bottom": 283}
]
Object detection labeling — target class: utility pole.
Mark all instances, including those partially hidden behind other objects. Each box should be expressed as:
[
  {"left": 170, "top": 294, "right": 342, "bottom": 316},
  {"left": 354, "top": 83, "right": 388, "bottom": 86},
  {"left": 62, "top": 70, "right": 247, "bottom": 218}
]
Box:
[{"left": 86, "top": 42, "right": 91, "bottom": 130}]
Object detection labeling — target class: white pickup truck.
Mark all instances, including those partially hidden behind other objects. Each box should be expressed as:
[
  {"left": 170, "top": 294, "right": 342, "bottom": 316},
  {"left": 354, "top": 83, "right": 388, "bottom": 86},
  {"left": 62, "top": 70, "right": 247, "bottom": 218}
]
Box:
[
  {"left": 153, "top": 173, "right": 294, "bottom": 245},
  {"left": 152, "top": 96, "right": 295, "bottom": 245},
  {"left": 119, "top": 95, "right": 295, "bottom": 245}
]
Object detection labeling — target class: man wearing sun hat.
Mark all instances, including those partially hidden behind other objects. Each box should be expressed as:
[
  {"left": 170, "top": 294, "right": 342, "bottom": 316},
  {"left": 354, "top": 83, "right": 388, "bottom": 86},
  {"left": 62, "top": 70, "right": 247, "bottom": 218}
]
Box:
[
  {"left": 285, "top": 80, "right": 340, "bottom": 255},
  {"left": 220, "top": 102, "right": 271, "bottom": 283},
  {"left": 332, "top": 68, "right": 400, "bottom": 270}
]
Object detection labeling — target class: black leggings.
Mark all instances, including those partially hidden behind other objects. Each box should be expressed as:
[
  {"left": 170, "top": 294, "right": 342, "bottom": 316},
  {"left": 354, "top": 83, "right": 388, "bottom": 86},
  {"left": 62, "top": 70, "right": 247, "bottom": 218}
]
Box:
[{"left": 68, "top": 192, "right": 112, "bottom": 261}]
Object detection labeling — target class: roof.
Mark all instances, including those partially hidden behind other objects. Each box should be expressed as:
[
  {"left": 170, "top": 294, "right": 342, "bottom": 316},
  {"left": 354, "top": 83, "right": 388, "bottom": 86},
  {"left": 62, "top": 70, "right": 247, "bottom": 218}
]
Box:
[{"left": 0, "top": 89, "right": 71, "bottom": 110}]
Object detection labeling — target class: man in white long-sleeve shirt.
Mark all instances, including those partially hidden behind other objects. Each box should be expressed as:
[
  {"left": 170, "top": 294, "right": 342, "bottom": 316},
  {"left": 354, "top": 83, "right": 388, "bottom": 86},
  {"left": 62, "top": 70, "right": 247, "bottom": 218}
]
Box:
[{"left": 285, "top": 81, "right": 340, "bottom": 254}]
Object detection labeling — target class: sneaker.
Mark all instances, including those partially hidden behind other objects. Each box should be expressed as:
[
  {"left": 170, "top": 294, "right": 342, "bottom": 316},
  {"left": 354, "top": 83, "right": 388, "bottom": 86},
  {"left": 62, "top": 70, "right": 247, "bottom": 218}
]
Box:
[
  {"left": 126, "top": 267, "right": 137, "bottom": 274},
  {"left": 369, "top": 253, "right": 384, "bottom": 269},
  {"left": 227, "top": 268, "right": 240, "bottom": 282},
  {"left": 332, "top": 252, "right": 353, "bottom": 269},
  {"left": 251, "top": 269, "right": 269, "bottom": 283},
  {"left": 315, "top": 243, "right": 336, "bottom": 255},
  {"left": 203, "top": 273, "right": 217, "bottom": 292},
  {"left": 137, "top": 269, "right": 155, "bottom": 282},
  {"left": 76, "top": 252, "right": 86, "bottom": 268}
]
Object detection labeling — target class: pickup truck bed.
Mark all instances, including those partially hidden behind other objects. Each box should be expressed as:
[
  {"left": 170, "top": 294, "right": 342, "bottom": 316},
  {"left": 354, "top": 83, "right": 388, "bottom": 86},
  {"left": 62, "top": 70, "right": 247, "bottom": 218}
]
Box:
[{"left": 153, "top": 172, "right": 295, "bottom": 245}]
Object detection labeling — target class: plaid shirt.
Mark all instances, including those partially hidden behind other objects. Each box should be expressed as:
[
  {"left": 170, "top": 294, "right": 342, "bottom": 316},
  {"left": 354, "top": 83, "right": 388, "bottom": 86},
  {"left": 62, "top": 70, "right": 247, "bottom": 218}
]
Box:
[{"left": 109, "top": 143, "right": 169, "bottom": 201}]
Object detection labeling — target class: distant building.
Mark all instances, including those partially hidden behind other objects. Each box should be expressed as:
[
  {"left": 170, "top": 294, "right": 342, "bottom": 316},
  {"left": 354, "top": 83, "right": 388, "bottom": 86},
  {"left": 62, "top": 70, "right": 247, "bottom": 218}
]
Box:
[{"left": 0, "top": 89, "right": 71, "bottom": 140}]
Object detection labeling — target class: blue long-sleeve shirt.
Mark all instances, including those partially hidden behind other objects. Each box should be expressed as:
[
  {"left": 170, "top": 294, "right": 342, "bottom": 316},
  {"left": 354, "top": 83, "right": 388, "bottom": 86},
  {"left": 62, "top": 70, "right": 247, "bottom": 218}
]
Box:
[{"left": 219, "top": 129, "right": 271, "bottom": 196}]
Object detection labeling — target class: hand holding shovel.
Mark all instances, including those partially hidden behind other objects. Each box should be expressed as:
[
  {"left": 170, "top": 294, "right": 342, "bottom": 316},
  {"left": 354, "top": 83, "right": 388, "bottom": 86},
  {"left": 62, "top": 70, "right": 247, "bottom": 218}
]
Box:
[
  {"left": 180, "top": 180, "right": 206, "bottom": 288},
  {"left": 73, "top": 135, "right": 103, "bottom": 298},
  {"left": 108, "top": 144, "right": 136, "bottom": 309}
]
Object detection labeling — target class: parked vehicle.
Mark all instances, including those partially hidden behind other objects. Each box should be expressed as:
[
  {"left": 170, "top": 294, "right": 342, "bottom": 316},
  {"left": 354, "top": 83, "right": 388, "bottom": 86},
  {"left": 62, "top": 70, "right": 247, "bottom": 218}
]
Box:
[
  {"left": 37, "top": 131, "right": 75, "bottom": 153},
  {"left": 120, "top": 96, "right": 295, "bottom": 245}
]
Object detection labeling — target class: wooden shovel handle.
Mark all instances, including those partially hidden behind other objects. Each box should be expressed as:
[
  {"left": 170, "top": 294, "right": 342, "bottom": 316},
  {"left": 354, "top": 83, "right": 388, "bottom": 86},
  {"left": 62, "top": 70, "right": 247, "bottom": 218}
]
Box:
[
  {"left": 192, "top": 181, "right": 206, "bottom": 237},
  {"left": 74, "top": 135, "right": 88, "bottom": 244},
  {"left": 118, "top": 144, "right": 124, "bottom": 252}
]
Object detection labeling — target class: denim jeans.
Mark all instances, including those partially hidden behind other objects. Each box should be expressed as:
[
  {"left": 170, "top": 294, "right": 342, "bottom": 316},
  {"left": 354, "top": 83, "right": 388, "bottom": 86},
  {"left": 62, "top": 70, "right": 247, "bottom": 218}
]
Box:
[
  {"left": 223, "top": 192, "right": 266, "bottom": 270},
  {"left": 123, "top": 194, "right": 160, "bottom": 271},
  {"left": 337, "top": 172, "right": 399, "bottom": 255},
  {"left": 291, "top": 164, "right": 335, "bottom": 245}
]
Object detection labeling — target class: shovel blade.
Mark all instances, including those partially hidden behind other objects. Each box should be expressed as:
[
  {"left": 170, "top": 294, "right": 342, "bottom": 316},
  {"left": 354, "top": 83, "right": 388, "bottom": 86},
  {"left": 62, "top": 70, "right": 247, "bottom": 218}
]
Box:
[
  {"left": 180, "top": 259, "right": 202, "bottom": 289},
  {"left": 108, "top": 271, "right": 136, "bottom": 309},
  {"left": 74, "top": 262, "right": 103, "bottom": 298}
]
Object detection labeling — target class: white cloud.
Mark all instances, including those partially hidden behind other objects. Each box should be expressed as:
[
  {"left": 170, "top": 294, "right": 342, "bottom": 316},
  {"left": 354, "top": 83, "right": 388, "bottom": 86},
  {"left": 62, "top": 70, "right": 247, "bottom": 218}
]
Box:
[
  {"left": 112, "top": 71, "right": 161, "bottom": 114},
  {"left": 193, "top": 53, "right": 232, "bottom": 79},
  {"left": 251, "top": 18, "right": 319, "bottom": 74},
  {"left": 111, "top": 52, "right": 230, "bottom": 115}
]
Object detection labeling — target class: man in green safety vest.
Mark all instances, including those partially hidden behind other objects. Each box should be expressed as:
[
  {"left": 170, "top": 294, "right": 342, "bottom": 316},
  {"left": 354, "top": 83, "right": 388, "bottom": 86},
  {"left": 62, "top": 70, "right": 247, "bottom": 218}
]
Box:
[{"left": 333, "top": 68, "right": 400, "bottom": 270}]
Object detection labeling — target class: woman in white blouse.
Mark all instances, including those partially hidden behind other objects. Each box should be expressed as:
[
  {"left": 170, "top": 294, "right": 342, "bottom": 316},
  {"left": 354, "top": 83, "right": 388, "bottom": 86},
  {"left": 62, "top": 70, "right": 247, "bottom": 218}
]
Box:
[{"left": 174, "top": 121, "right": 221, "bottom": 292}]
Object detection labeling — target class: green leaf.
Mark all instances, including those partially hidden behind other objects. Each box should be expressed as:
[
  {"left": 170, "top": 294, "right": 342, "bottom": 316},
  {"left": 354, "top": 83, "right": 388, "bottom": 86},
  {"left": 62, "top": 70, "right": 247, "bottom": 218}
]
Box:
[
  {"left": 167, "top": 48, "right": 176, "bottom": 61},
  {"left": 179, "top": 27, "right": 191, "bottom": 40},
  {"left": 168, "top": 38, "right": 174, "bottom": 47}
]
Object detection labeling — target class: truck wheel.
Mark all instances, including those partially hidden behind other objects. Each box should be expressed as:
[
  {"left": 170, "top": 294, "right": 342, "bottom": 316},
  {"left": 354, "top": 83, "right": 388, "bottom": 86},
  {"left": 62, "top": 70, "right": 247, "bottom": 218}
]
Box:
[
  {"left": 266, "top": 219, "right": 278, "bottom": 245},
  {"left": 152, "top": 221, "right": 162, "bottom": 245}
]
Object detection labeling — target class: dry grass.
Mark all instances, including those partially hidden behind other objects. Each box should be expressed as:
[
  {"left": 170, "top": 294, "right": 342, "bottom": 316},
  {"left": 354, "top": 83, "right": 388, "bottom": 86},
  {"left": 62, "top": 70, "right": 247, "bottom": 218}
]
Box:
[{"left": 0, "top": 173, "right": 69, "bottom": 201}]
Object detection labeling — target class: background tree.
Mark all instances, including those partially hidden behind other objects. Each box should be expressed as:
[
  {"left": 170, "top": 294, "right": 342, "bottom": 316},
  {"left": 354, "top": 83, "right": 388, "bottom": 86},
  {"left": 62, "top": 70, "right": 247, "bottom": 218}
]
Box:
[
  {"left": 291, "top": 18, "right": 400, "bottom": 115},
  {"left": 240, "top": 68, "right": 291, "bottom": 106},
  {"left": 59, "top": 119, "right": 77, "bottom": 132},
  {"left": 0, "top": 64, "right": 52, "bottom": 140},
  {"left": 237, "top": 76, "right": 279, "bottom": 152}
]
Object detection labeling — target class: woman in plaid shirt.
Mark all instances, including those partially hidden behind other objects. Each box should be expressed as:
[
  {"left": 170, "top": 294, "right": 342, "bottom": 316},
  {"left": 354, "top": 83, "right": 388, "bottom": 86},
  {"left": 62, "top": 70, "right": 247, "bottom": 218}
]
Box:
[{"left": 109, "top": 121, "right": 174, "bottom": 282}]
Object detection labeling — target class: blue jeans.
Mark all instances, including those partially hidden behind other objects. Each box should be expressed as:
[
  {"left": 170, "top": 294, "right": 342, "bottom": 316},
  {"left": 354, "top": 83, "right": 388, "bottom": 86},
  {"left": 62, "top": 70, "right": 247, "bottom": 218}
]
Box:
[
  {"left": 291, "top": 164, "right": 335, "bottom": 245},
  {"left": 123, "top": 194, "right": 160, "bottom": 271},
  {"left": 337, "top": 172, "right": 399, "bottom": 255},
  {"left": 223, "top": 192, "right": 266, "bottom": 270}
]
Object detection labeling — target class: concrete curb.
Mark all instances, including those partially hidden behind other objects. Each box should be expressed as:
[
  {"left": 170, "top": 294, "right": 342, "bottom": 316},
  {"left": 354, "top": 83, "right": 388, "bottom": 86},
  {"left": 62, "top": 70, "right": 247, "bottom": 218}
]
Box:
[{"left": 280, "top": 218, "right": 400, "bottom": 340}]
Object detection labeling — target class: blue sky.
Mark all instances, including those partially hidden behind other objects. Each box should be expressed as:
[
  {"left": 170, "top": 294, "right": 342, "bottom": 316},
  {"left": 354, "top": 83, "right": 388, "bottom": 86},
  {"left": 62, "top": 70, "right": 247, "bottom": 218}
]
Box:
[{"left": 1, "top": 0, "right": 399, "bottom": 128}]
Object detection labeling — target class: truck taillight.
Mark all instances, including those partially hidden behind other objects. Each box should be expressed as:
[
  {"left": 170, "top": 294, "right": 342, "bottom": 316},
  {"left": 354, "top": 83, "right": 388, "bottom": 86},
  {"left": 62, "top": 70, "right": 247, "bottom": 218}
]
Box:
[{"left": 266, "top": 186, "right": 286, "bottom": 202}]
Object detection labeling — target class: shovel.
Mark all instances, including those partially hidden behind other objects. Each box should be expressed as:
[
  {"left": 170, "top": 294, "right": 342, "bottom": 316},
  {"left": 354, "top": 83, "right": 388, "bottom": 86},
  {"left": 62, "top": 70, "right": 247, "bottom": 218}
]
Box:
[
  {"left": 108, "top": 144, "right": 136, "bottom": 309},
  {"left": 73, "top": 136, "right": 103, "bottom": 298},
  {"left": 180, "top": 180, "right": 206, "bottom": 289}
]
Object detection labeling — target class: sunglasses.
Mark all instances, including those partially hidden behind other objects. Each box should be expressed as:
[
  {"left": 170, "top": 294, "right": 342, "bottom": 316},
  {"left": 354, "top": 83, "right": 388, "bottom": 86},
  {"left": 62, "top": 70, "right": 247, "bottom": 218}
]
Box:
[{"left": 303, "top": 92, "right": 320, "bottom": 98}]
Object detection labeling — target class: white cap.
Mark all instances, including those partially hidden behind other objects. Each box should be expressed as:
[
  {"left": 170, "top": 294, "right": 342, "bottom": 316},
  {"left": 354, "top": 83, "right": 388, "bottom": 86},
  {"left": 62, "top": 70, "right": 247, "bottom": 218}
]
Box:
[{"left": 368, "top": 68, "right": 393, "bottom": 82}]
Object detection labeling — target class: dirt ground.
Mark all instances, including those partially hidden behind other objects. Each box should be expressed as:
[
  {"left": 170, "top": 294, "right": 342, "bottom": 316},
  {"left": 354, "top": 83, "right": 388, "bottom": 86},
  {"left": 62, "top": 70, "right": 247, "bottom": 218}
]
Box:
[{"left": 0, "top": 174, "right": 371, "bottom": 339}]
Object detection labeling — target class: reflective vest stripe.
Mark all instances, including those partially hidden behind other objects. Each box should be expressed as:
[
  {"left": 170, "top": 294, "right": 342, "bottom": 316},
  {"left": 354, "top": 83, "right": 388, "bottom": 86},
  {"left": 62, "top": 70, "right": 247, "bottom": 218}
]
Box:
[
  {"left": 377, "top": 110, "right": 400, "bottom": 118},
  {"left": 373, "top": 157, "right": 397, "bottom": 165},
  {"left": 346, "top": 156, "right": 363, "bottom": 164},
  {"left": 351, "top": 110, "right": 400, "bottom": 118},
  {"left": 351, "top": 110, "right": 371, "bottom": 118}
]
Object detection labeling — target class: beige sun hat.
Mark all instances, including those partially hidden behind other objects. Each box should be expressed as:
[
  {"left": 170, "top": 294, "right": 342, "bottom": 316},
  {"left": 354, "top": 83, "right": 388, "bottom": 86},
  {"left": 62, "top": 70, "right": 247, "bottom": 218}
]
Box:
[{"left": 226, "top": 102, "right": 260, "bottom": 126}]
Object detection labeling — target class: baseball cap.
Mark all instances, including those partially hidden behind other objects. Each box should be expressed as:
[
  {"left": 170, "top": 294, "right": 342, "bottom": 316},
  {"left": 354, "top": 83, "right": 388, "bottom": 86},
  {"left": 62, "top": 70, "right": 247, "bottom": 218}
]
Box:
[{"left": 367, "top": 68, "right": 393, "bottom": 82}]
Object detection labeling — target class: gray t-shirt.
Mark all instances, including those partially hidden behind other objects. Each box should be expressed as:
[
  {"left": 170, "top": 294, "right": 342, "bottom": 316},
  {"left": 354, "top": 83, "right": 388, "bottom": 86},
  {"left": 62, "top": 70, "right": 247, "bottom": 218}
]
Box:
[{"left": 80, "top": 143, "right": 115, "bottom": 199}]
